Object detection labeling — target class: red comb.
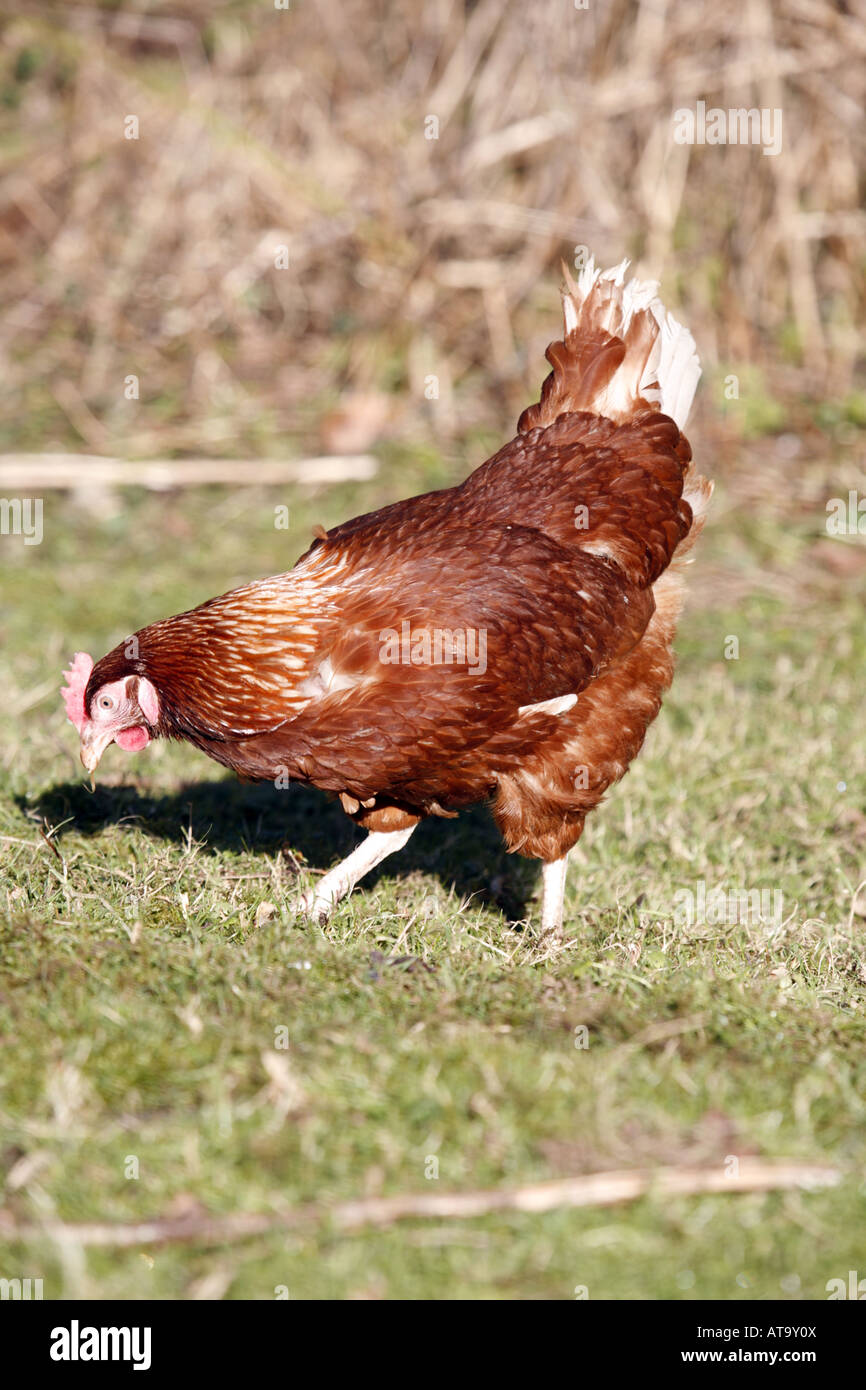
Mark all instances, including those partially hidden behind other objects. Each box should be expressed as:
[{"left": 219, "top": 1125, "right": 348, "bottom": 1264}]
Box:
[{"left": 61, "top": 652, "right": 94, "bottom": 733}]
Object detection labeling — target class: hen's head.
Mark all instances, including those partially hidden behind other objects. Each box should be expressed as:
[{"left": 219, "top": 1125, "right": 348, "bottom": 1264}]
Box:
[{"left": 62, "top": 651, "right": 160, "bottom": 774}]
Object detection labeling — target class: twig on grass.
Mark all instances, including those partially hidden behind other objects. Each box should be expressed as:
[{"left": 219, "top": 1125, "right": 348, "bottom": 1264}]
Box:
[
  {"left": 0, "top": 455, "right": 379, "bottom": 490},
  {"left": 0, "top": 1159, "right": 839, "bottom": 1250}
]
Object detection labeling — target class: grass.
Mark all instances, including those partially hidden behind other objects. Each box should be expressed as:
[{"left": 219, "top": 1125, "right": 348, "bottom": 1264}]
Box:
[{"left": 1, "top": 438, "right": 866, "bottom": 1301}]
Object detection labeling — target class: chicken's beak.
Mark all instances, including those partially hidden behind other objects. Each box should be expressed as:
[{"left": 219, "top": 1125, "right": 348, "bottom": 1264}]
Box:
[{"left": 79, "top": 725, "right": 113, "bottom": 775}]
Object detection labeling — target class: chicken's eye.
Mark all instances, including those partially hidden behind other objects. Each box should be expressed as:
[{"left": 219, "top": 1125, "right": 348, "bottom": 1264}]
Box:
[{"left": 98, "top": 694, "right": 115, "bottom": 711}]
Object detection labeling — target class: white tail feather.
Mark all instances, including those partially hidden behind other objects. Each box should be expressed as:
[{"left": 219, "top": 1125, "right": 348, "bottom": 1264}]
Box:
[{"left": 564, "top": 257, "right": 701, "bottom": 430}]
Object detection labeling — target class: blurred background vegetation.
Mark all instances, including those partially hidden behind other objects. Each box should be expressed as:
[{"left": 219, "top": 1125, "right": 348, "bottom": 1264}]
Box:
[{"left": 0, "top": 0, "right": 863, "bottom": 472}]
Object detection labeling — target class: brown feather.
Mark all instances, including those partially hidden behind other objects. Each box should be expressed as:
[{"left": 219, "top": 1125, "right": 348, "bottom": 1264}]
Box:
[{"left": 83, "top": 263, "right": 709, "bottom": 872}]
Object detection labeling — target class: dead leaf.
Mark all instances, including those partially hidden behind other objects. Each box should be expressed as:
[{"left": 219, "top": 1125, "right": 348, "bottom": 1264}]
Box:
[{"left": 255, "top": 900, "right": 277, "bottom": 928}]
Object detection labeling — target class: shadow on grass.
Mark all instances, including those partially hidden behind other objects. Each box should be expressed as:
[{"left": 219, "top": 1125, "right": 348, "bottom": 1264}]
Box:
[{"left": 24, "top": 778, "right": 539, "bottom": 921}]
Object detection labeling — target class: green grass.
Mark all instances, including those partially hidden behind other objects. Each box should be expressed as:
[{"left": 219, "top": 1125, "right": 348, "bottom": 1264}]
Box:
[{"left": 1, "top": 451, "right": 865, "bottom": 1300}]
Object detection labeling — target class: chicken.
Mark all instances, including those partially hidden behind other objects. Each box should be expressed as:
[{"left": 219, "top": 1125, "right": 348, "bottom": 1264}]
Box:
[{"left": 62, "top": 259, "right": 710, "bottom": 934}]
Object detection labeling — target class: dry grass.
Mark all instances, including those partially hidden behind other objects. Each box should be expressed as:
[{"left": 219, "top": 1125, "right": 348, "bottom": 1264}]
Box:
[{"left": 0, "top": 0, "right": 863, "bottom": 464}]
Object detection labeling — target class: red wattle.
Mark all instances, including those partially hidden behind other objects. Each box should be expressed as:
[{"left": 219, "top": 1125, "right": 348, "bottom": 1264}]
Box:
[{"left": 116, "top": 727, "right": 150, "bottom": 752}]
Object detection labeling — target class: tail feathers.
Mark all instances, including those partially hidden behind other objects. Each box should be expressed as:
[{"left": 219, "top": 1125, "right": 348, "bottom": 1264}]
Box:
[
  {"left": 656, "top": 309, "right": 702, "bottom": 432},
  {"left": 518, "top": 258, "right": 701, "bottom": 435}
]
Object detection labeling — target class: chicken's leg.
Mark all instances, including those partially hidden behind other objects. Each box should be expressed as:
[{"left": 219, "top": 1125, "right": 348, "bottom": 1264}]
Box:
[
  {"left": 297, "top": 826, "right": 416, "bottom": 922},
  {"left": 540, "top": 854, "right": 569, "bottom": 937}
]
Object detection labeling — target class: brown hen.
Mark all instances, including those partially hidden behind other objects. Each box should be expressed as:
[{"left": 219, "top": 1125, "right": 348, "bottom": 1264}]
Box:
[{"left": 62, "top": 260, "right": 710, "bottom": 934}]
